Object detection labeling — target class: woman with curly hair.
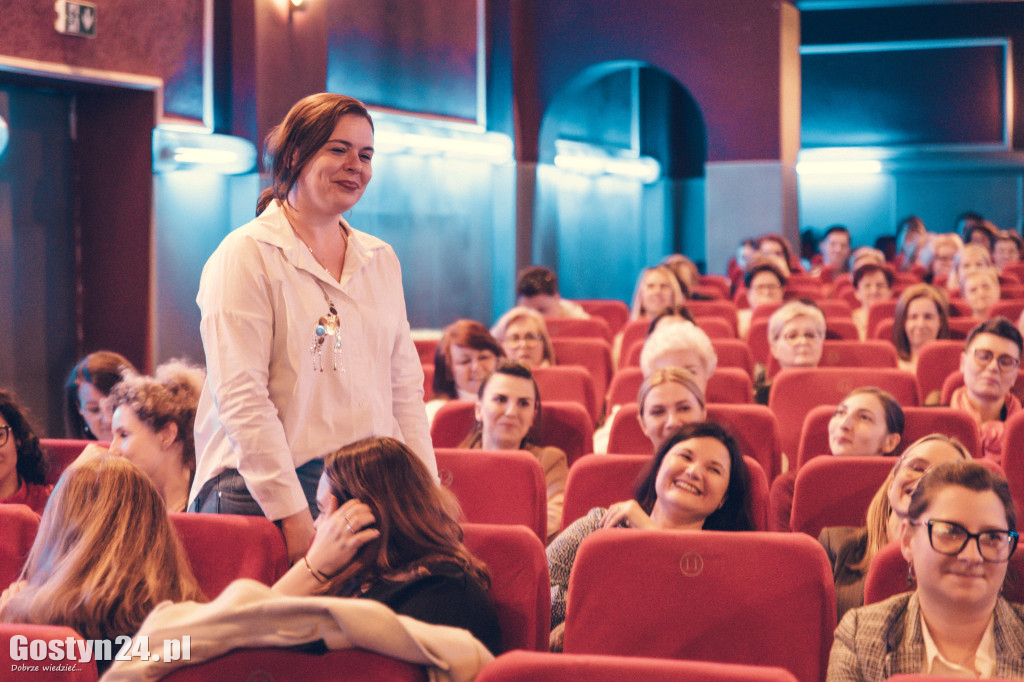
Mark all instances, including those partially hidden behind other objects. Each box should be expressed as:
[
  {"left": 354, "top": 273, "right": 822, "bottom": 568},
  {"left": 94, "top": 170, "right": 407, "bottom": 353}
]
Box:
[
  {"left": 108, "top": 360, "right": 205, "bottom": 513},
  {"left": 0, "top": 390, "right": 51, "bottom": 515}
]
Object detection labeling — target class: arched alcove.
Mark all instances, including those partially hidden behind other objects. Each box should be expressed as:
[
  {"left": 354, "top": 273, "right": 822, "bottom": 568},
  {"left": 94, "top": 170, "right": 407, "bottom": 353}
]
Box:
[{"left": 533, "top": 62, "right": 708, "bottom": 301}]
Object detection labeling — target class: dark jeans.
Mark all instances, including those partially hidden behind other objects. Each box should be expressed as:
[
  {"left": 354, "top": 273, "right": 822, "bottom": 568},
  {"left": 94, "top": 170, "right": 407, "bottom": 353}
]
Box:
[{"left": 188, "top": 458, "right": 324, "bottom": 522}]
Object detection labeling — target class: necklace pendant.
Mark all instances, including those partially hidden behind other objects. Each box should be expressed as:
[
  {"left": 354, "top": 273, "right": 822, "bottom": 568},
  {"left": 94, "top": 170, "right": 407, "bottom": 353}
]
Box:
[
  {"left": 333, "top": 334, "right": 344, "bottom": 372},
  {"left": 311, "top": 328, "right": 327, "bottom": 372}
]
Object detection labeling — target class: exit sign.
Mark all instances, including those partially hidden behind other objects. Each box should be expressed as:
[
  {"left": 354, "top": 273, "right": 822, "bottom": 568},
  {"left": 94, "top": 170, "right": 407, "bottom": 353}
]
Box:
[{"left": 55, "top": 0, "right": 96, "bottom": 38}]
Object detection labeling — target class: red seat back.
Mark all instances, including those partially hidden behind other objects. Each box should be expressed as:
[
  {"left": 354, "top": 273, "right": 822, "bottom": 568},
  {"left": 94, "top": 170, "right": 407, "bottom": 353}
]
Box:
[
  {"left": 532, "top": 365, "right": 599, "bottom": 425},
  {"left": 476, "top": 651, "right": 799, "bottom": 682},
  {"left": 624, "top": 335, "right": 751, "bottom": 372},
  {"left": 576, "top": 299, "right": 630, "bottom": 335},
  {"left": 551, "top": 337, "right": 612, "bottom": 412},
  {"left": 866, "top": 300, "right": 899, "bottom": 339},
  {"left": 462, "top": 523, "right": 550, "bottom": 651},
  {"left": 766, "top": 339, "right": 898, "bottom": 376},
  {"left": 915, "top": 340, "right": 965, "bottom": 400},
  {"left": 430, "top": 401, "right": 593, "bottom": 467},
  {"left": 563, "top": 530, "right": 834, "bottom": 682},
  {"left": 544, "top": 317, "right": 611, "bottom": 342},
  {"left": 40, "top": 439, "right": 93, "bottom": 485},
  {"left": 413, "top": 338, "right": 438, "bottom": 365},
  {"left": 436, "top": 448, "right": 546, "bottom": 540},
  {"left": 1001, "top": 410, "right": 1024, "bottom": 511},
  {"left": 169, "top": 513, "right": 289, "bottom": 598},
  {"left": 769, "top": 368, "right": 919, "bottom": 459},
  {"left": 617, "top": 319, "right": 651, "bottom": 369},
  {"left": 607, "top": 367, "right": 752, "bottom": 411},
  {"left": 790, "top": 457, "right": 896, "bottom": 538},
  {"left": 989, "top": 299, "right": 1024, "bottom": 321},
  {"left": 161, "top": 648, "right": 427, "bottom": 682},
  {"left": 0, "top": 505, "right": 40, "bottom": 588},
  {"left": 797, "top": 405, "right": 982, "bottom": 469}
]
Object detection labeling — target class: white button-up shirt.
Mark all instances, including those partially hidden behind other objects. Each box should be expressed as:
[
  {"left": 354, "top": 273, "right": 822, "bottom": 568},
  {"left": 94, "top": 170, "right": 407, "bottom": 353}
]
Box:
[{"left": 191, "top": 201, "right": 435, "bottom": 520}]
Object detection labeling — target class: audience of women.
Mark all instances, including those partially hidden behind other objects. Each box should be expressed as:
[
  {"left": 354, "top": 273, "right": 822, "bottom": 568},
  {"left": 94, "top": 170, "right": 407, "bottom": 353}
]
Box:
[
  {"left": 63, "top": 351, "right": 136, "bottom": 441},
  {"left": 948, "top": 317, "right": 1022, "bottom": 464},
  {"left": 892, "top": 284, "right": 950, "bottom": 375},
  {"left": 770, "top": 387, "right": 905, "bottom": 532},
  {"left": 425, "top": 319, "right": 503, "bottom": 423},
  {"left": 961, "top": 267, "right": 1000, "bottom": 320},
  {"left": 490, "top": 306, "right": 556, "bottom": 368},
  {"left": 629, "top": 265, "right": 685, "bottom": 321},
  {"left": 753, "top": 300, "right": 826, "bottom": 404},
  {"left": 548, "top": 422, "right": 753, "bottom": 648},
  {"left": 191, "top": 93, "right": 435, "bottom": 564},
  {"left": 820, "top": 434, "right": 970, "bottom": 623},
  {"left": 738, "top": 257, "right": 787, "bottom": 340},
  {"left": 108, "top": 360, "right": 205, "bottom": 513},
  {"left": 828, "top": 460, "right": 1024, "bottom": 680},
  {"left": 0, "top": 454, "right": 204, "bottom": 672},
  {"left": 851, "top": 263, "right": 894, "bottom": 340},
  {"left": 459, "top": 361, "right": 567, "bottom": 541},
  {"left": 0, "top": 390, "right": 51, "bottom": 515},
  {"left": 273, "top": 436, "right": 501, "bottom": 654}
]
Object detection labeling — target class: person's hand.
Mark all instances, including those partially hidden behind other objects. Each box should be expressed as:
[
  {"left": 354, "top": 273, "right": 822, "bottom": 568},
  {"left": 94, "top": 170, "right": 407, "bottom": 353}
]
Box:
[
  {"left": 304, "top": 499, "right": 380, "bottom": 578},
  {"left": 599, "top": 500, "right": 655, "bottom": 530},
  {"left": 0, "top": 580, "right": 26, "bottom": 606},
  {"left": 280, "top": 508, "right": 316, "bottom": 565}
]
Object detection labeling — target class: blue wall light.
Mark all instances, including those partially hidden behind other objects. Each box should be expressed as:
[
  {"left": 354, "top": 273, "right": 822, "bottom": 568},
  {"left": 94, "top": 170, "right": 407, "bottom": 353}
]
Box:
[{"left": 152, "top": 126, "right": 257, "bottom": 174}]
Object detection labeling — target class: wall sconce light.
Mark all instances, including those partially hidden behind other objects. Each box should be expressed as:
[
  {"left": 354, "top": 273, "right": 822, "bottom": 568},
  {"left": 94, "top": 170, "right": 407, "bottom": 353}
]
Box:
[
  {"left": 152, "top": 126, "right": 257, "bottom": 175},
  {"left": 289, "top": 0, "right": 307, "bottom": 13},
  {"left": 553, "top": 140, "right": 661, "bottom": 184},
  {"left": 0, "top": 115, "right": 8, "bottom": 159}
]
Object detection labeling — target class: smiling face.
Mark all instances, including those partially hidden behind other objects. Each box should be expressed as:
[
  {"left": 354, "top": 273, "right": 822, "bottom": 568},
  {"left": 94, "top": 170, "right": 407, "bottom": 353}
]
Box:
[
  {"left": 77, "top": 381, "right": 113, "bottom": 442},
  {"left": 960, "top": 332, "right": 1021, "bottom": 406},
  {"left": 449, "top": 344, "right": 498, "bottom": 397},
  {"left": 501, "top": 316, "right": 545, "bottom": 367},
  {"left": 639, "top": 382, "right": 706, "bottom": 453},
  {"left": 770, "top": 316, "right": 824, "bottom": 369},
  {"left": 904, "top": 296, "right": 942, "bottom": 354},
  {"left": 475, "top": 373, "right": 537, "bottom": 451},
  {"left": 289, "top": 114, "right": 373, "bottom": 219},
  {"left": 828, "top": 392, "right": 900, "bottom": 457},
  {"left": 652, "top": 436, "right": 731, "bottom": 528},
  {"left": 901, "top": 485, "right": 1010, "bottom": 614},
  {"left": 855, "top": 271, "right": 892, "bottom": 309},
  {"left": 640, "top": 270, "right": 675, "bottom": 318},
  {"left": 888, "top": 440, "right": 967, "bottom": 517}
]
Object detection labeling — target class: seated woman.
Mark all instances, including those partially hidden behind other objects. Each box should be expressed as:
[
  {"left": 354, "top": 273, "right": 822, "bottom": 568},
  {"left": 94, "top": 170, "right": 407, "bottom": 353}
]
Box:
[
  {"left": 0, "top": 390, "right": 52, "bottom": 515},
  {"left": 993, "top": 230, "right": 1022, "bottom": 274},
  {"left": 107, "top": 360, "right": 205, "bottom": 513},
  {"left": 0, "top": 454, "right": 204, "bottom": 673},
  {"left": 490, "top": 306, "right": 556, "bottom": 369},
  {"left": 894, "top": 216, "right": 927, "bottom": 273},
  {"left": 425, "top": 320, "right": 504, "bottom": 424},
  {"left": 769, "top": 387, "right": 904, "bottom": 532},
  {"left": 753, "top": 299, "right": 826, "bottom": 405},
  {"left": 828, "top": 459, "right": 1023, "bottom": 679},
  {"left": 634, "top": 368, "right": 707, "bottom": 454},
  {"left": 961, "top": 267, "right": 1001, "bottom": 320},
  {"left": 918, "top": 233, "right": 963, "bottom": 287},
  {"left": 272, "top": 436, "right": 501, "bottom": 655},
  {"left": 948, "top": 243, "right": 995, "bottom": 296},
  {"left": 756, "top": 233, "right": 799, "bottom": 275},
  {"left": 629, "top": 265, "right": 686, "bottom": 321},
  {"left": 819, "top": 434, "right": 970, "bottom": 623},
  {"left": 892, "top": 284, "right": 950, "bottom": 376},
  {"left": 737, "top": 256, "right": 787, "bottom": 340},
  {"left": 459, "top": 361, "right": 567, "bottom": 541},
  {"left": 547, "top": 421, "right": 753, "bottom": 649},
  {"left": 850, "top": 263, "right": 894, "bottom": 341},
  {"left": 63, "top": 350, "right": 136, "bottom": 441}
]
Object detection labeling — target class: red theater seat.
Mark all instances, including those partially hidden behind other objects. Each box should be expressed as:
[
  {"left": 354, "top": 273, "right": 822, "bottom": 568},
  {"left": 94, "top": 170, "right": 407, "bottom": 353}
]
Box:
[
  {"left": 40, "top": 439, "right": 94, "bottom": 485},
  {"left": 0, "top": 504, "right": 40, "bottom": 588},
  {"left": 435, "top": 448, "right": 546, "bottom": 540},
  {"left": 577, "top": 299, "right": 630, "bottom": 335},
  {"left": 532, "top": 365, "right": 599, "bottom": 425},
  {"left": 562, "top": 530, "right": 834, "bottom": 682},
  {"left": 789, "top": 456, "right": 896, "bottom": 539},
  {"left": 552, "top": 337, "right": 613, "bottom": 412},
  {"left": 544, "top": 317, "right": 612, "bottom": 342},
  {"left": 0, "top": 623, "right": 98, "bottom": 681},
  {"left": 162, "top": 648, "right": 427, "bottom": 682}
]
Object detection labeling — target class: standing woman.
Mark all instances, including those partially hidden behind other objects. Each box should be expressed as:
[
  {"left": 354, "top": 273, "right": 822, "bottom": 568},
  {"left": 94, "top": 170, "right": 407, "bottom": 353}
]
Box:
[{"left": 191, "top": 94, "right": 435, "bottom": 563}]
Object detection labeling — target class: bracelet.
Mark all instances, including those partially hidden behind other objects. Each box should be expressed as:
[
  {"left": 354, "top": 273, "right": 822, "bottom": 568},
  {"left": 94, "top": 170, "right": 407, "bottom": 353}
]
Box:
[{"left": 303, "top": 556, "right": 331, "bottom": 584}]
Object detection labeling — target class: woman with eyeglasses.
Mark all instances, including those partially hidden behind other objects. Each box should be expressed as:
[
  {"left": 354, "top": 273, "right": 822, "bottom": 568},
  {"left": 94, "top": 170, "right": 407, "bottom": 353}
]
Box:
[
  {"left": 0, "top": 390, "right": 51, "bottom": 515},
  {"left": 491, "top": 307, "right": 556, "bottom": 369},
  {"left": 828, "top": 460, "right": 1024, "bottom": 680}
]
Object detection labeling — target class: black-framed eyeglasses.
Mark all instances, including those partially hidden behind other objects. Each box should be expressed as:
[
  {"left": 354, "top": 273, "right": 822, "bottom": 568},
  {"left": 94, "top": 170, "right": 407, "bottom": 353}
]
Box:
[
  {"left": 914, "top": 519, "right": 1019, "bottom": 563},
  {"left": 0, "top": 425, "right": 9, "bottom": 447}
]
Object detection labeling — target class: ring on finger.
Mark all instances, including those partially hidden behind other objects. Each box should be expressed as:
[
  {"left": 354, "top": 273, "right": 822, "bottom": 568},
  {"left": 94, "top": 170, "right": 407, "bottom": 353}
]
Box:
[{"left": 345, "top": 522, "right": 355, "bottom": 534}]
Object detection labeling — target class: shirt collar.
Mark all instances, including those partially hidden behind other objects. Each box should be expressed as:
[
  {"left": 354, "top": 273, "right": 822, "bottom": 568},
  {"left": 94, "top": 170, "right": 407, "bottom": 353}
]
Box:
[{"left": 920, "top": 610, "right": 996, "bottom": 677}]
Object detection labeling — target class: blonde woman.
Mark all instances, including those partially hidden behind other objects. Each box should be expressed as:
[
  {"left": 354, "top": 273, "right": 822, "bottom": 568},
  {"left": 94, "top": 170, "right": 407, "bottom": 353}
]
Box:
[
  {"left": 491, "top": 306, "right": 556, "bottom": 368},
  {"left": 0, "top": 455, "right": 204, "bottom": 672}
]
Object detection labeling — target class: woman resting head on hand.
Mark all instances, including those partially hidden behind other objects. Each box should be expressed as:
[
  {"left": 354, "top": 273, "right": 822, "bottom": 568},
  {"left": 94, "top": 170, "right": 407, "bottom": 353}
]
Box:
[
  {"left": 108, "top": 360, "right": 205, "bottom": 513},
  {"left": 0, "top": 453, "right": 203, "bottom": 670},
  {"left": 460, "top": 360, "right": 568, "bottom": 541},
  {"left": 818, "top": 434, "right": 969, "bottom": 622},
  {"left": 828, "top": 460, "right": 1023, "bottom": 680},
  {"left": 547, "top": 421, "right": 753, "bottom": 648},
  {"left": 273, "top": 436, "right": 501, "bottom": 654}
]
